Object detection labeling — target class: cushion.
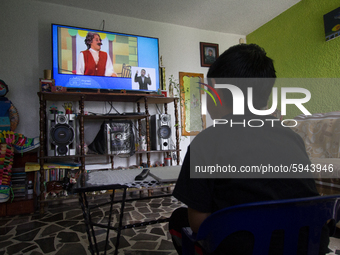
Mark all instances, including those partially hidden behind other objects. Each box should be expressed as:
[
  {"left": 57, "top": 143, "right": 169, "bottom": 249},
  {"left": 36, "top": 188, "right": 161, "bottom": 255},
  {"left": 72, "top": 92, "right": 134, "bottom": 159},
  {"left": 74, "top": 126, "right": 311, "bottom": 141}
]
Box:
[{"left": 288, "top": 112, "right": 340, "bottom": 159}]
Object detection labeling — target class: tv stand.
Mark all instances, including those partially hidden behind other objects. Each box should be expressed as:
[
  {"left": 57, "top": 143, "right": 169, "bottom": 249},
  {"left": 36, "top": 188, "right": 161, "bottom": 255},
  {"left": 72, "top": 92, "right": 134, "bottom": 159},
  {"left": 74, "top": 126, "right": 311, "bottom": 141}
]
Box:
[{"left": 38, "top": 91, "right": 180, "bottom": 214}]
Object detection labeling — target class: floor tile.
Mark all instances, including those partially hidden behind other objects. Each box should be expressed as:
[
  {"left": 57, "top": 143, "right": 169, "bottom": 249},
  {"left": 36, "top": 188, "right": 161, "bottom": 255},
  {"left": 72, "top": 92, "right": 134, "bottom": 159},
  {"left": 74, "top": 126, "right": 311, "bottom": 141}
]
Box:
[
  {"left": 15, "top": 222, "right": 47, "bottom": 236},
  {"left": 0, "top": 241, "right": 13, "bottom": 250},
  {"left": 158, "top": 239, "right": 175, "bottom": 250},
  {"left": 151, "top": 227, "right": 165, "bottom": 236},
  {"left": 35, "top": 236, "right": 56, "bottom": 253},
  {"left": 0, "top": 226, "right": 14, "bottom": 236},
  {"left": 40, "top": 224, "right": 64, "bottom": 237},
  {"left": 55, "top": 220, "right": 79, "bottom": 228},
  {"left": 54, "top": 243, "right": 88, "bottom": 255},
  {"left": 39, "top": 213, "right": 64, "bottom": 222},
  {"left": 21, "top": 244, "right": 39, "bottom": 253},
  {"left": 130, "top": 241, "right": 158, "bottom": 250},
  {"left": 57, "top": 231, "right": 80, "bottom": 242},
  {"left": 13, "top": 228, "right": 40, "bottom": 242},
  {"left": 6, "top": 242, "right": 34, "bottom": 254},
  {"left": 0, "top": 196, "right": 184, "bottom": 254},
  {"left": 130, "top": 233, "right": 161, "bottom": 241}
]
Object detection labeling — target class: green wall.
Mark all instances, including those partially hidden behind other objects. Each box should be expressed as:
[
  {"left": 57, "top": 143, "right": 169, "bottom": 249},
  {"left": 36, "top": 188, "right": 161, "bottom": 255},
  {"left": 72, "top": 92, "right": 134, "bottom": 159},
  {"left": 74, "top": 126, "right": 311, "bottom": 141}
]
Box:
[{"left": 247, "top": 0, "right": 340, "bottom": 119}]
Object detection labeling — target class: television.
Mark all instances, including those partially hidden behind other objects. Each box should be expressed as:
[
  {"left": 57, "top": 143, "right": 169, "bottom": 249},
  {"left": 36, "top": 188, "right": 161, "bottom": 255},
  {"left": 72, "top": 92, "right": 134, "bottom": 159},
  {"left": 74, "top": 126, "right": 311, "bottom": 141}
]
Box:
[
  {"left": 323, "top": 7, "right": 340, "bottom": 41},
  {"left": 52, "top": 24, "right": 160, "bottom": 92}
]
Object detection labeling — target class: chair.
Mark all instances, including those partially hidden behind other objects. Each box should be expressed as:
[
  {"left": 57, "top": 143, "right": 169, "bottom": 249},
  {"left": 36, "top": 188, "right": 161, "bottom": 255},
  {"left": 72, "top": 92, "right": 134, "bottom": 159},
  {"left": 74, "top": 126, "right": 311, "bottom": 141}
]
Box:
[
  {"left": 182, "top": 195, "right": 340, "bottom": 255},
  {"left": 118, "top": 63, "right": 131, "bottom": 78}
]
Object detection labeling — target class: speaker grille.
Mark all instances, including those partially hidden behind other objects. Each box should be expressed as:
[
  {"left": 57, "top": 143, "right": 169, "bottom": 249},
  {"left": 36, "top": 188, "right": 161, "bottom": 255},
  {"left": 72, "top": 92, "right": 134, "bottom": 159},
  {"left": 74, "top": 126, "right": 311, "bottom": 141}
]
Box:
[
  {"left": 47, "top": 113, "right": 77, "bottom": 156},
  {"left": 57, "top": 145, "right": 68, "bottom": 155},
  {"left": 50, "top": 124, "right": 75, "bottom": 145},
  {"left": 150, "top": 114, "right": 171, "bottom": 150}
]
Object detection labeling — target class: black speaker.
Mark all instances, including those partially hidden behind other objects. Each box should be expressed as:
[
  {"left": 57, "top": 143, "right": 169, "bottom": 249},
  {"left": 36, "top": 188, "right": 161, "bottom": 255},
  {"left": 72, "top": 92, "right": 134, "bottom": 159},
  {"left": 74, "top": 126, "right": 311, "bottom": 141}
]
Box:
[
  {"left": 47, "top": 113, "right": 77, "bottom": 156},
  {"left": 150, "top": 114, "right": 171, "bottom": 150}
]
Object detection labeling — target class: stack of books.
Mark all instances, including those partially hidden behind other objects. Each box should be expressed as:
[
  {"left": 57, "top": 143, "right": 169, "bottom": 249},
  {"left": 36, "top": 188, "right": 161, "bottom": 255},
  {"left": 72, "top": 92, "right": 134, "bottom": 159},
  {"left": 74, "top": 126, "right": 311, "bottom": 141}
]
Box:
[{"left": 11, "top": 172, "right": 26, "bottom": 198}]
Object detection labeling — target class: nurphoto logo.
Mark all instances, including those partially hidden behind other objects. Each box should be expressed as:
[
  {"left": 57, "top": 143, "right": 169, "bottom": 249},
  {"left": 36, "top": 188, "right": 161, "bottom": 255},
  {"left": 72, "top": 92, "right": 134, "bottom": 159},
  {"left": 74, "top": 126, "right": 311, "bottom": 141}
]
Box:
[
  {"left": 198, "top": 82, "right": 222, "bottom": 106},
  {"left": 214, "top": 84, "right": 311, "bottom": 116},
  {"left": 206, "top": 83, "right": 312, "bottom": 128}
]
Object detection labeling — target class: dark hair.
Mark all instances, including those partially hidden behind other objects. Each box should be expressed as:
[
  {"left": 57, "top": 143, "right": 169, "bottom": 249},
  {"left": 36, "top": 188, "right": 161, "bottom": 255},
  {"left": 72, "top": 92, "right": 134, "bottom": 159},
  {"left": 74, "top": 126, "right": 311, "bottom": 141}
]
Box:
[
  {"left": 207, "top": 44, "right": 276, "bottom": 109},
  {"left": 84, "top": 32, "right": 101, "bottom": 49}
]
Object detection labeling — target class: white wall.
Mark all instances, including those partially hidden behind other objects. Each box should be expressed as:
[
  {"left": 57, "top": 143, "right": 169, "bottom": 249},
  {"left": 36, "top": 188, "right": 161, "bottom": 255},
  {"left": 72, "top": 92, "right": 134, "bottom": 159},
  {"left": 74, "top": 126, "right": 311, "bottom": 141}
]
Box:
[{"left": 1, "top": 0, "right": 244, "bottom": 163}]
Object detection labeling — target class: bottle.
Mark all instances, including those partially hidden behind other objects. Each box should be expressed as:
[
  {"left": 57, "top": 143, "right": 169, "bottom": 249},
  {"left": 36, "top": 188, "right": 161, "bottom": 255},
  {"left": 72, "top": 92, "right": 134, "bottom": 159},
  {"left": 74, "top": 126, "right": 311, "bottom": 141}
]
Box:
[
  {"left": 164, "top": 157, "right": 172, "bottom": 166},
  {"left": 27, "top": 180, "right": 33, "bottom": 195},
  {"left": 169, "top": 82, "right": 174, "bottom": 97}
]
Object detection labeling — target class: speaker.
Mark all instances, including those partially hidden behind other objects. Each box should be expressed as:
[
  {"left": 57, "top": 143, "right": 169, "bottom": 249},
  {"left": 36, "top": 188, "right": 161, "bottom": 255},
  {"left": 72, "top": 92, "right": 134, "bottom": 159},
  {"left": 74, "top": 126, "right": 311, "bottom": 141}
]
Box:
[
  {"left": 104, "top": 120, "right": 135, "bottom": 155},
  {"left": 150, "top": 114, "right": 171, "bottom": 150},
  {"left": 47, "top": 113, "right": 77, "bottom": 156}
]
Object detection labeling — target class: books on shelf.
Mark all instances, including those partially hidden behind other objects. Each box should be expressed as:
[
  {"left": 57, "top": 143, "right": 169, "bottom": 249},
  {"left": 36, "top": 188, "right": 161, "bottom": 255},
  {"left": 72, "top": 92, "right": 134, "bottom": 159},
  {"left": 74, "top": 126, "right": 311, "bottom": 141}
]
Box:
[
  {"left": 11, "top": 172, "right": 27, "bottom": 198},
  {"left": 44, "top": 168, "right": 69, "bottom": 182},
  {"left": 22, "top": 162, "right": 81, "bottom": 196}
]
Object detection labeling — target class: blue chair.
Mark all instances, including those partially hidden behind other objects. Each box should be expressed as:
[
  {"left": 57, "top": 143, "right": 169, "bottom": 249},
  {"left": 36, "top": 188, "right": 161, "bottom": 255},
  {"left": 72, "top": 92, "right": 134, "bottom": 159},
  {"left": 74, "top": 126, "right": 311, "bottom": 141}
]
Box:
[{"left": 182, "top": 195, "right": 340, "bottom": 255}]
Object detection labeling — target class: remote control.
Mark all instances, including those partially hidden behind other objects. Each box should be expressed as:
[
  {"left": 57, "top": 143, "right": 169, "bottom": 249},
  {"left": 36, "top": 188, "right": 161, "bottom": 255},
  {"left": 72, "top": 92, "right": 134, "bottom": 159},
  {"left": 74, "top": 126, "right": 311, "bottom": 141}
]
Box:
[{"left": 135, "top": 169, "right": 150, "bottom": 181}]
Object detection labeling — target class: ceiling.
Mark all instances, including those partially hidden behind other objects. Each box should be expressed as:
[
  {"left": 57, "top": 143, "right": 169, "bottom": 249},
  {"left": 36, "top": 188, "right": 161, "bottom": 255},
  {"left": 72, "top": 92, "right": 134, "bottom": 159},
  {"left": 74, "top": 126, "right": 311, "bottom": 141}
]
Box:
[{"left": 35, "top": 0, "right": 301, "bottom": 35}]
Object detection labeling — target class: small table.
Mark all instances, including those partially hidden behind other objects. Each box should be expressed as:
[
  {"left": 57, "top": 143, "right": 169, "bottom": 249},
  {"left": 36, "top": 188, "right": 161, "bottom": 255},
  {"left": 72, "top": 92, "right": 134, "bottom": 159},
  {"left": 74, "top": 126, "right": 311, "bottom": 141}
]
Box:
[{"left": 73, "top": 167, "right": 180, "bottom": 255}]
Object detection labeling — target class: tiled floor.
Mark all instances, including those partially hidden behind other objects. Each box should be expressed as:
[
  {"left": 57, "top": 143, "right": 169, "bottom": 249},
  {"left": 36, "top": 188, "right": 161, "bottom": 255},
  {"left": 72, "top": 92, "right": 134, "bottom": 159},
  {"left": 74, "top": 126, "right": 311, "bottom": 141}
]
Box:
[
  {"left": 0, "top": 192, "right": 183, "bottom": 255},
  {"left": 1, "top": 189, "right": 340, "bottom": 254}
]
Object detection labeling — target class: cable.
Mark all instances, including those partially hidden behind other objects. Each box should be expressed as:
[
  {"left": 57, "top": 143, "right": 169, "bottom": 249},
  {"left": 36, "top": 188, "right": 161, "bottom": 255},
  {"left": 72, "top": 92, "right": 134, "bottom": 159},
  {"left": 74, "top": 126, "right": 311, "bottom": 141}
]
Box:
[
  {"left": 101, "top": 20, "right": 105, "bottom": 31},
  {"left": 104, "top": 101, "right": 121, "bottom": 115},
  {"left": 155, "top": 104, "right": 163, "bottom": 114},
  {"left": 170, "top": 137, "right": 183, "bottom": 164}
]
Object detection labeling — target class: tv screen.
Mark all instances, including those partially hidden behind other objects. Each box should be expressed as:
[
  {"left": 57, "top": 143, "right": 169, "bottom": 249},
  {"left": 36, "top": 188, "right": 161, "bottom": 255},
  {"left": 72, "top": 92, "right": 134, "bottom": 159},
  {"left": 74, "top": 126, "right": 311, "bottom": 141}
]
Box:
[
  {"left": 323, "top": 7, "right": 340, "bottom": 41},
  {"left": 52, "top": 24, "right": 160, "bottom": 92}
]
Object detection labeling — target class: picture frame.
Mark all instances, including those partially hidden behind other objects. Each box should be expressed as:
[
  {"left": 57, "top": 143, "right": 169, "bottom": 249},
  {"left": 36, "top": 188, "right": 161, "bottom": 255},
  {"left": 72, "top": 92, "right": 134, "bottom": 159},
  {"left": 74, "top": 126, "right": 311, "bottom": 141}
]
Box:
[
  {"left": 200, "top": 42, "right": 219, "bottom": 67},
  {"left": 40, "top": 78, "right": 54, "bottom": 92},
  {"left": 179, "top": 72, "right": 206, "bottom": 136}
]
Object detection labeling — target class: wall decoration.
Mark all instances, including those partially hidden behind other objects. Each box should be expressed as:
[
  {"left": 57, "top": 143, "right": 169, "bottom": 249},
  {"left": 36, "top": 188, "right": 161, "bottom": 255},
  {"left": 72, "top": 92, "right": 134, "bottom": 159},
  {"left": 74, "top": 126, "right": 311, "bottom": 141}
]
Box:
[
  {"left": 324, "top": 7, "right": 340, "bottom": 41},
  {"left": 200, "top": 42, "right": 219, "bottom": 67},
  {"left": 179, "top": 72, "right": 205, "bottom": 136}
]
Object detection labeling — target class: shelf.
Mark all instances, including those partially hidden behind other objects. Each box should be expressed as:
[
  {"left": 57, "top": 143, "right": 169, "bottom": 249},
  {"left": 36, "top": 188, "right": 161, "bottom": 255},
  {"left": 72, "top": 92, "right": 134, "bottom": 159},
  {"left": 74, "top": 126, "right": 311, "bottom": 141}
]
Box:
[
  {"left": 135, "top": 149, "right": 180, "bottom": 154},
  {"left": 38, "top": 90, "right": 181, "bottom": 214},
  {"left": 44, "top": 193, "right": 79, "bottom": 203},
  {"left": 137, "top": 97, "right": 179, "bottom": 104},
  {"left": 39, "top": 155, "right": 83, "bottom": 160},
  {"left": 38, "top": 91, "right": 177, "bottom": 103},
  {"left": 40, "top": 149, "right": 181, "bottom": 160},
  {"left": 80, "top": 114, "right": 148, "bottom": 120}
]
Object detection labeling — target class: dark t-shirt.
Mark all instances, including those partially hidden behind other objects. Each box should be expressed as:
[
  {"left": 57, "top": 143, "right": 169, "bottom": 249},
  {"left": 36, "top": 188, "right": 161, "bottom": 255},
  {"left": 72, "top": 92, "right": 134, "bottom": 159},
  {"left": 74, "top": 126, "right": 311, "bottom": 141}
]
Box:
[{"left": 173, "top": 113, "right": 329, "bottom": 254}]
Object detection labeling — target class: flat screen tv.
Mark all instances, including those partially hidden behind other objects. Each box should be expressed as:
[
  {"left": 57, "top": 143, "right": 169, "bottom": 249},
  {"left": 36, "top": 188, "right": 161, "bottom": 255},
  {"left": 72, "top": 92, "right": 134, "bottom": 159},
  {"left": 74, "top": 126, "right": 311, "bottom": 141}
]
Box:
[
  {"left": 323, "top": 7, "right": 340, "bottom": 41},
  {"left": 52, "top": 24, "right": 160, "bottom": 92}
]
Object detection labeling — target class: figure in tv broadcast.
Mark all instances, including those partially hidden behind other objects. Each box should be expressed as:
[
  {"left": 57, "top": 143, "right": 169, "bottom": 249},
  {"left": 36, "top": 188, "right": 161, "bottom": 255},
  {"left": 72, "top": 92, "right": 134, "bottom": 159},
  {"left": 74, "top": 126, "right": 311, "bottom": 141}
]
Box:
[
  {"left": 76, "top": 32, "right": 117, "bottom": 77},
  {"left": 134, "top": 69, "right": 152, "bottom": 90}
]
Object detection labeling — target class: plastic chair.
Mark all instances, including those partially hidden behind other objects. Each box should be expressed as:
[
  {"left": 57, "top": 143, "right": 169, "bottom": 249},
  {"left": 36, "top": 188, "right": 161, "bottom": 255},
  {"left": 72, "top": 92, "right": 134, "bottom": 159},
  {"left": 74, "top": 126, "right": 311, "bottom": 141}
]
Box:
[{"left": 182, "top": 195, "right": 340, "bottom": 255}]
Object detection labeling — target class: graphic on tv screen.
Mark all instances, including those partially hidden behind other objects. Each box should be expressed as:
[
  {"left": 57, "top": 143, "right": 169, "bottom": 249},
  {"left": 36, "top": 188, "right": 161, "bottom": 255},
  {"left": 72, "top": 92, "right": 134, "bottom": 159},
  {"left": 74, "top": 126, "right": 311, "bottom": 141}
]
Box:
[{"left": 52, "top": 24, "right": 160, "bottom": 91}]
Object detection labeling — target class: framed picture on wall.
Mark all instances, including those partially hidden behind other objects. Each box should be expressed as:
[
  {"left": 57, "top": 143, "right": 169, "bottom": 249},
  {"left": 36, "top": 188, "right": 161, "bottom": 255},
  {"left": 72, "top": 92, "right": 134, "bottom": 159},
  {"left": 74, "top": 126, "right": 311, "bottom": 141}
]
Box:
[
  {"left": 179, "top": 72, "right": 206, "bottom": 136},
  {"left": 200, "top": 42, "right": 219, "bottom": 67}
]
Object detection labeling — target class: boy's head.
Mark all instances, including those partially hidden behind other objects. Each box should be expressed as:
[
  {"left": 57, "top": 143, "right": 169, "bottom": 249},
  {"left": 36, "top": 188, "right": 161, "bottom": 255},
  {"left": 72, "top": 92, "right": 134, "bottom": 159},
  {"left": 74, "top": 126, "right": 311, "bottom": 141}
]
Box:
[
  {"left": 207, "top": 43, "right": 276, "bottom": 79},
  {"left": 207, "top": 44, "right": 276, "bottom": 114}
]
